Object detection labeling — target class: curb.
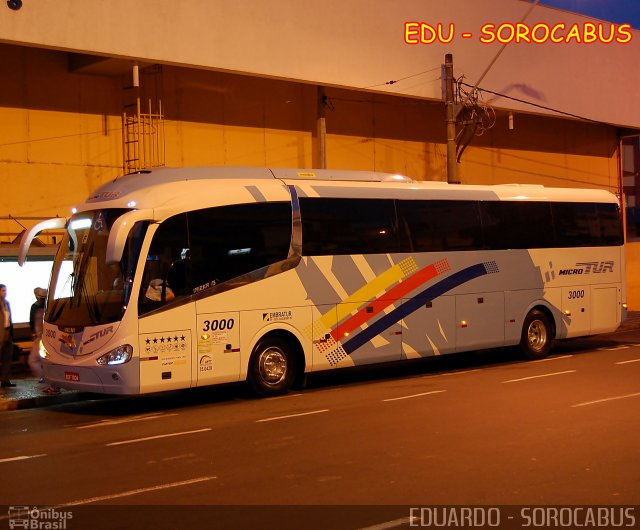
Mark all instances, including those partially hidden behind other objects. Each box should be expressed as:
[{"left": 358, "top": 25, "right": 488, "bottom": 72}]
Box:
[{"left": 0, "top": 390, "right": 82, "bottom": 412}]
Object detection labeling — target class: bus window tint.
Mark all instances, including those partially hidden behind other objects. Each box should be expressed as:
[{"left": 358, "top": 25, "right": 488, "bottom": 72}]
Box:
[
  {"left": 397, "top": 200, "right": 481, "bottom": 252},
  {"left": 552, "top": 202, "right": 600, "bottom": 247},
  {"left": 139, "top": 213, "right": 190, "bottom": 313},
  {"left": 188, "top": 202, "right": 292, "bottom": 287},
  {"left": 480, "top": 201, "right": 553, "bottom": 249},
  {"left": 300, "top": 198, "right": 399, "bottom": 255},
  {"left": 598, "top": 203, "right": 624, "bottom": 246}
]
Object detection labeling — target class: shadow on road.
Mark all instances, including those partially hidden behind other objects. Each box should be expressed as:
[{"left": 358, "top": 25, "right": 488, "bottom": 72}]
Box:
[{"left": 45, "top": 330, "right": 634, "bottom": 418}]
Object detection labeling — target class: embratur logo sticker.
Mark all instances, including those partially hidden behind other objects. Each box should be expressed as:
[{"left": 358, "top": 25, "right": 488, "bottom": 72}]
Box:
[{"left": 263, "top": 311, "right": 293, "bottom": 322}]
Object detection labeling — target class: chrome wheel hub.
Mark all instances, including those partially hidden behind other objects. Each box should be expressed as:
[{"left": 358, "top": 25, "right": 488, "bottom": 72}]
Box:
[
  {"left": 527, "top": 319, "right": 547, "bottom": 352},
  {"left": 258, "top": 347, "right": 287, "bottom": 385}
]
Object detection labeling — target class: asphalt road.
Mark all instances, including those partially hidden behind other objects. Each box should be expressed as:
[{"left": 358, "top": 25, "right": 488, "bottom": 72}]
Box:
[{"left": 1, "top": 329, "right": 639, "bottom": 529}]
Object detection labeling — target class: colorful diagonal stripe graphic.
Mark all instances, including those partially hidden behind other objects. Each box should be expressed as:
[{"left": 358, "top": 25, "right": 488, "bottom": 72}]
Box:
[
  {"left": 341, "top": 261, "right": 499, "bottom": 355},
  {"left": 319, "top": 256, "right": 418, "bottom": 331},
  {"left": 330, "top": 259, "right": 451, "bottom": 342},
  {"left": 304, "top": 256, "right": 418, "bottom": 341}
]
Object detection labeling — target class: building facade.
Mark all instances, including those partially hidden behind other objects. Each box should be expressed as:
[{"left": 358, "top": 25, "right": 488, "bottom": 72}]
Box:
[{"left": 0, "top": 0, "right": 638, "bottom": 304}]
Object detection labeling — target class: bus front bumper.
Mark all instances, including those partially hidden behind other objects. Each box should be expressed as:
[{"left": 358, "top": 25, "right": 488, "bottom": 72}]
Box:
[{"left": 42, "top": 360, "right": 140, "bottom": 395}]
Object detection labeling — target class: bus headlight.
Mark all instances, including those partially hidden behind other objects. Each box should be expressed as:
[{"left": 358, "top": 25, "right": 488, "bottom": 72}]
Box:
[
  {"left": 39, "top": 340, "right": 49, "bottom": 359},
  {"left": 97, "top": 344, "right": 133, "bottom": 366}
]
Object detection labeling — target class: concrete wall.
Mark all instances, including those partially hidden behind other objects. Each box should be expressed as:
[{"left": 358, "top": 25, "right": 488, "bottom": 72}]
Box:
[
  {"left": 0, "top": 1, "right": 636, "bottom": 310},
  {"left": 0, "top": 40, "right": 631, "bottom": 306},
  {"left": 0, "top": 45, "right": 122, "bottom": 223},
  {"left": 0, "top": 44, "right": 619, "bottom": 221},
  {"left": 0, "top": 0, "right": 638, "bottom": 128}
]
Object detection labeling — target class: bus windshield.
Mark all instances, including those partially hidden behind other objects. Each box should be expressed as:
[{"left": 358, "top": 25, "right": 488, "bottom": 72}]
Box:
[{"left": 45, "top": 209, "right": 147, "bottom": 328}]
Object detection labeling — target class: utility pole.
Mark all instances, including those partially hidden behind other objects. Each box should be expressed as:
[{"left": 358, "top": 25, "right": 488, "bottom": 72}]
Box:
[
  {"left": 317, "top": 86, "right": 327, "bottom": 169},
  {"left": 444, "top": 53, "right": 459, "bottom": 184}
]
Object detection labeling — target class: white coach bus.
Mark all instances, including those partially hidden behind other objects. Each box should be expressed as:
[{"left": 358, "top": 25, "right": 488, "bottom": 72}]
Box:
[{"left": 19, "top": 167, "right": 626, "bottom": 396}]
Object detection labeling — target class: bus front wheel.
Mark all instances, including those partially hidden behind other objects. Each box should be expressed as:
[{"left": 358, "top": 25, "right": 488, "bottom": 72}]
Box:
[
  {"left": 520, "top": 309, "right": 554, "bottom": 360},
  {"left": 248, "top": 337, "right": 296, "bottom": 397}
]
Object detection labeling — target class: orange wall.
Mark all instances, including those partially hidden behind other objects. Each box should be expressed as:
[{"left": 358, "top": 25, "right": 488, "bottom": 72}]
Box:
[
  {"left": 0, "top": 44, "right": 632, "bottom": 305},
  {"left": 626, "top": 242, "right": 640, "bottom": 309}
]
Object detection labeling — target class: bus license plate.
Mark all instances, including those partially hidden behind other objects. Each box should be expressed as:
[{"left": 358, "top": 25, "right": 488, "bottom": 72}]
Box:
[{"left": 64, "top": 371, "right": 80, "bottom": 382}]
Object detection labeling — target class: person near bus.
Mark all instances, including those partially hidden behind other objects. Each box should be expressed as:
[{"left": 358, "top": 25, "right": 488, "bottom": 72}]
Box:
[
  {"left": 0, "top": 283, "right": 16, "bottom": 388},
  {"left": 29, "top": 287, "right": 47, "bottom": 382}
]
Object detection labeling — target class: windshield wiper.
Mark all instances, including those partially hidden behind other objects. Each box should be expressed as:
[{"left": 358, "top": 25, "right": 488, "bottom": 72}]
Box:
[
  {"left": 47, "top": 266, "right": 74, "bottom": 324},
  {"left": 80, "top": 275, "right": 100, "bottom": 324},
  {"left": 75, "top": 241, "right": 103, "bottom": 324},
  {"left": 71, "top": 241, "right": 92, "bottom": 305},
  {"left": 48, "top": 297, "right": 63, "bottom": 324}
]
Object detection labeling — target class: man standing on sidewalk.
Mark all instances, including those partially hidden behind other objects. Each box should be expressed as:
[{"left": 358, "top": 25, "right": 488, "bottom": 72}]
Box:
[
  {"left": 29, "top": 287, "right": 47, "bottom": 382},
  {"left": 0, "top": 284, "right": 16, "bottom": 388}
]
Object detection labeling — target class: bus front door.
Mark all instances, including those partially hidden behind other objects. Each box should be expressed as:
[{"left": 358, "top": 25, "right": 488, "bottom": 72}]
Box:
[{"left": 138, "top": 303, "right": 196, "bottom": 393}]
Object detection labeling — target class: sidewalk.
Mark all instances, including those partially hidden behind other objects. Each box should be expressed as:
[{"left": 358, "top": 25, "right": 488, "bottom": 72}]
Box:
[
  {"left": 618, "top": 309, "right": 640, "bottom": 332},
  {"left": 2, "top": 311, "right": 640, "bottom": 412},
  {"left": 0, "top": 367, "right": 82, "bottom": 411}
]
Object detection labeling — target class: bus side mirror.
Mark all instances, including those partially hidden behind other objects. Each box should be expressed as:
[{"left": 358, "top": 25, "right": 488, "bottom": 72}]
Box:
[
  {"left": 106, "top": 209, "right": 156, "bottom": 264},
  {"left": 18, "top": 217, "right": 66, "bottom": 266}
]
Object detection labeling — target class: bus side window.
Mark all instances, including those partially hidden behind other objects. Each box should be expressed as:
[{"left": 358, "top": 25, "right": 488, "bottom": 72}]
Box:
[
  {"left": 552, "top": 203, "right": 598, "bottom": 247},
  {"left": 598, "top": 203, "right": 624, "bottom": 246},
  {"left": 188, "top": 202, "right": 291, "bottom": 287},
  {"left": 479, "top": 201, "right": 553, "bottom": 250},
  {"left": 396, "top": 200, "right": 481, "bottom": 252},
  {"left": 139, "top": 214, "right": 190, "bottom": 314},
  {"left": 166, "top": 256, "right": 192, "bottom": 296},
  {"left": 300, "top": 198, "right": 400, "bottom": 255}
]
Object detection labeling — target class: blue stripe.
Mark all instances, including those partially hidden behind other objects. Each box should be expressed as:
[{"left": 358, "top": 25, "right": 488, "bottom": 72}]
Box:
[{"left": 342, "top": 263, "right": 489, "bottom": 355}]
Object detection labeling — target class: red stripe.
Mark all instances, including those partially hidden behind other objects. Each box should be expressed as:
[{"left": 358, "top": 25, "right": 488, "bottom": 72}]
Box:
[{"left": 331, "top": 262, "right": 443, "bottom": 341}]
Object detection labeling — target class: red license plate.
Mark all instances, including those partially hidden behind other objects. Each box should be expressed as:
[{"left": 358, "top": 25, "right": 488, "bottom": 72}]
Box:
[{"left": 64, "top": 371, "right": 80, "bottom": 382}]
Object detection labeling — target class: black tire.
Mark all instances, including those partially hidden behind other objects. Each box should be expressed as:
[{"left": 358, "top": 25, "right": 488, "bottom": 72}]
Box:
[
  {"left": 248, "top": 337, "right": 296, "bottom": 397},
  {"left": 519, "top": 309, "right": 554, "bottom": 360}
]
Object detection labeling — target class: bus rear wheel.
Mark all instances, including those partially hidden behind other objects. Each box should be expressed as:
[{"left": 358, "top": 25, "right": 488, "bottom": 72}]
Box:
[
  {"left": 520, "top": 309, "right": 554, "bottom": 360},
  {"left": 248, "top": 337, "right": 296, "bottom": 397}
]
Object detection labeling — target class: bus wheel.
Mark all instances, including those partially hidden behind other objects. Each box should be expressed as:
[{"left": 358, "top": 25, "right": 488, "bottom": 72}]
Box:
[
  {"left": 248, "top": 337, "right": 295, "bottom": 397},
  {"left": 520, "top": 309, "right": 554, "bottom": 360}
]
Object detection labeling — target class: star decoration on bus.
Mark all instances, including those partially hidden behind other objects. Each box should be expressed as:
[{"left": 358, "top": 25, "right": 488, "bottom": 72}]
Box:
[{"left": 144, "top": 334, "right": 188, "bottom": 344}]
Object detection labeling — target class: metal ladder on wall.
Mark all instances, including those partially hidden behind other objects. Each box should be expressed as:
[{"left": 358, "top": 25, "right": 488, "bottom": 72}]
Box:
[{"left": 122, "top": 82, "right": 166, "bottom": 173}]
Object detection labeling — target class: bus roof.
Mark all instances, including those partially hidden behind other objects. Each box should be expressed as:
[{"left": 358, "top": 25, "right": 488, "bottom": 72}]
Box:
[{"left": 79, "top": 166, "right": 619, "bottom": 215}]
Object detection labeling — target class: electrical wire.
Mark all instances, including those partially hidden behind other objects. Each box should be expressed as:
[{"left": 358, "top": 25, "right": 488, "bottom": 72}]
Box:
[
  {"left": 459, "top": 82, "right": 609, "bottom": 125},
  {"left": 455, "top": 77, "right": 497, "bottom": 162},
  {"left": 362, "top": 66, "right": 441, "bottom": 89}
]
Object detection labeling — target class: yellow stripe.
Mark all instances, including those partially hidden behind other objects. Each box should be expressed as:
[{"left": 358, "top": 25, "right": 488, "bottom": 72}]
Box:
[{"left": 318, "top": 257, "right": 417, "bottom": 330}]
